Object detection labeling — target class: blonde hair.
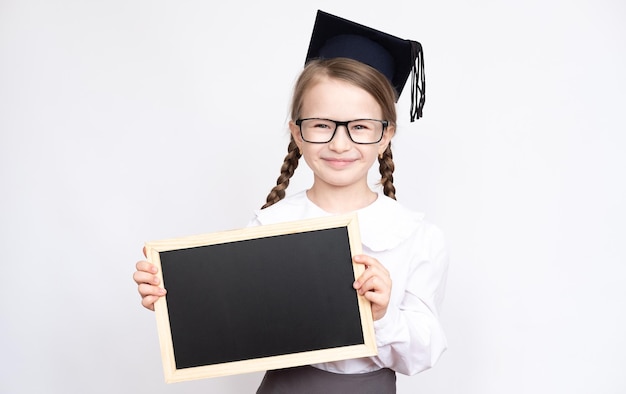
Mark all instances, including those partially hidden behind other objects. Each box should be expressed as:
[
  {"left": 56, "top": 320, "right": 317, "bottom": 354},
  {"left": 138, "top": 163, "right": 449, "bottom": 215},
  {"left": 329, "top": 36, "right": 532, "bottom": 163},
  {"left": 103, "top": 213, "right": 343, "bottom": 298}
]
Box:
[{"left": 262, "top": 58, "right": 398, "bottom": 209}]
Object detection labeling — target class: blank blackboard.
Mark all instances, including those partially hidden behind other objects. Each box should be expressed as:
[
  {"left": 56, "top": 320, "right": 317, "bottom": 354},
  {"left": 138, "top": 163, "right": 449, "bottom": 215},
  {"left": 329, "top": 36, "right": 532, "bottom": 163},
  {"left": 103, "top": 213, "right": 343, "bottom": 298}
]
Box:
[{"left": 145, "top": 213, "right": 377, "bottom": 383}]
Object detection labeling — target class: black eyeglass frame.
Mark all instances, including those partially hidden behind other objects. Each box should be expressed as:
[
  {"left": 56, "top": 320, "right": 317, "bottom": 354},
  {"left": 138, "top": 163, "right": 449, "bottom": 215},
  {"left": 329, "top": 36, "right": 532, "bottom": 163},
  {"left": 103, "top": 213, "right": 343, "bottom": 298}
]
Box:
[{"left": 295, "top": 118, "right": 389, "bottom": 145}]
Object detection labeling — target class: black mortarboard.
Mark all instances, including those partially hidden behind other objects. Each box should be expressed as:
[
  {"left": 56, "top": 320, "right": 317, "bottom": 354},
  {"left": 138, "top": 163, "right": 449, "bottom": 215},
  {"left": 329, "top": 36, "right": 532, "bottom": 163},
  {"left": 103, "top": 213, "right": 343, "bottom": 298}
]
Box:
[{"left": 305, "top": 10, "right": 426, "bottom": 121}]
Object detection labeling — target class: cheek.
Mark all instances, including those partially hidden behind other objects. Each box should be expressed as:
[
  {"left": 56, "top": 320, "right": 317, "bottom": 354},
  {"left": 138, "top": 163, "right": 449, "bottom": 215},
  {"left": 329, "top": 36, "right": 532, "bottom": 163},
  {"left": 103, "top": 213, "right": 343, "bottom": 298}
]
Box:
[
  {"left": 300, "top": 144, "right": 321, "bottom": 161},
  {"left": 365, "top": 146, "right": 382, "bottom": 161}
]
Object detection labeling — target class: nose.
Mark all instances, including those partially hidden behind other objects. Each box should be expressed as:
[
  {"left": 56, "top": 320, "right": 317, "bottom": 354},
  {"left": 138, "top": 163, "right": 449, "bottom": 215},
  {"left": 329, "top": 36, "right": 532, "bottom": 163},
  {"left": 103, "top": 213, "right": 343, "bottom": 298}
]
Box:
[{"left": 328, "top": 124, "right": 352, "bottom": 152}]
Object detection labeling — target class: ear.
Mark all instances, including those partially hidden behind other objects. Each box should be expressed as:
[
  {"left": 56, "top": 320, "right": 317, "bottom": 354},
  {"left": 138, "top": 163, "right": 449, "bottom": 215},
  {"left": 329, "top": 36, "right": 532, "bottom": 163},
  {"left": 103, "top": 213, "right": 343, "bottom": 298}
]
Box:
[
  {"left": 378, "top": 124, "right": 396, "bottom": 156},
  {"left": 289, "top": 120, "right": 304, "bottom": 150}
]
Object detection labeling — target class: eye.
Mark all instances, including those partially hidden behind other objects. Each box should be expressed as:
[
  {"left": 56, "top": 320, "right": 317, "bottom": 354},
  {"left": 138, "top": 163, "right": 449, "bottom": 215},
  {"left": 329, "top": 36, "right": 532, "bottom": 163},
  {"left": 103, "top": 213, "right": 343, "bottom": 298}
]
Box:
[
  {"left": 350, "top": 121, "right": 374, "bottom": 131},
  {"left": 316, "top": 120, "right": 335, "bottom": 129}
]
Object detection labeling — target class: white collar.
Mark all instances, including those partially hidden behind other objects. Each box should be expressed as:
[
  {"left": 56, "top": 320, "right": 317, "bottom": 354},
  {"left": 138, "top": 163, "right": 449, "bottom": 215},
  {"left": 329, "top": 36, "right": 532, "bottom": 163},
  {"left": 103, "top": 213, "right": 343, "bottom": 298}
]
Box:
[{"left": 253, "top": 190, "right": 424, "bottom": 252}]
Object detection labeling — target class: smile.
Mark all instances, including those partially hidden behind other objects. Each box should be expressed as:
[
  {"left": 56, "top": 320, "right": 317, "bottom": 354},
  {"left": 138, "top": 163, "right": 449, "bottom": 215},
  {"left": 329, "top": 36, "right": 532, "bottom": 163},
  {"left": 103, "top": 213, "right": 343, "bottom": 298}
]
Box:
[{"left": 323, "top": 157, "right": 358, "bottom": 168}]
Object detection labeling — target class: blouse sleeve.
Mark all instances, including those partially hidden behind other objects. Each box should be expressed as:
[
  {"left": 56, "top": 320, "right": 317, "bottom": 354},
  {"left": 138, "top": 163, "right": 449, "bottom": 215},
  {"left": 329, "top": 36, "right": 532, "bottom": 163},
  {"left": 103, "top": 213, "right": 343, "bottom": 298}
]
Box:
[{"left": 370, "top": 223, "right": 449, "bottom": 375}]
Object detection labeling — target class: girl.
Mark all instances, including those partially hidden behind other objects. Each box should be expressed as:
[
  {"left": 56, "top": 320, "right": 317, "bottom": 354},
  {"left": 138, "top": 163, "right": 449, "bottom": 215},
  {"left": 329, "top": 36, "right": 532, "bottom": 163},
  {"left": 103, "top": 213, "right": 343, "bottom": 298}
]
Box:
[{"left": 134, "top": 11, "right": 448, "bottom": 393}]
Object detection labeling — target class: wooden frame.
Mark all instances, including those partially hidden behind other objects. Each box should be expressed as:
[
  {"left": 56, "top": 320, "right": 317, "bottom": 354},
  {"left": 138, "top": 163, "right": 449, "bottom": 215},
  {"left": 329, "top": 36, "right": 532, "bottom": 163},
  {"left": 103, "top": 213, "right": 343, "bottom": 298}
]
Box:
[{"left": 145, "top": 213, "right": 377, "bottom": 383}]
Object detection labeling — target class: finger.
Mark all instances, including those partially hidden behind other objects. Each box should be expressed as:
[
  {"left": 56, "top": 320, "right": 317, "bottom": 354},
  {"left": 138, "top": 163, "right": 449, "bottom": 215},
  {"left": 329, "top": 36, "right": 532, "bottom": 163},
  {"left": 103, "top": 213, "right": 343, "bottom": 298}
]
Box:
[
  {"left": 141, "top": 295, "right": 161, "bottom": 311},
  {"left": 133, "top": 270, "right": 160, "bottom": 286},
  {"left": 354, "top": 265, "right": 389, "bottom": 289},
  {"left": 135, "top": 260, "right": 157, "bottom": 274},
  {"left": 353, "top": 269, "right": 373, "bottom": 290},
  {"left": 353, "top": 255, "right": 379, "bottom": 286},
  {"left": 362, "top": 289, "right": 389, "bottom": 306},
  {"left": 138, "top": 283, "right": 166, "bottom": 297},
  {"left": 353, "top": 254, "right": 380, "bottom": 267},
  {"left": 357, "top": 270, "right": 392, "bottom": 298},
  {"left": 356, "top": 275, "right": 385, "bottom": 294},
  {"left": 354, "top": 271, "right": 372, "bottom": 290}
]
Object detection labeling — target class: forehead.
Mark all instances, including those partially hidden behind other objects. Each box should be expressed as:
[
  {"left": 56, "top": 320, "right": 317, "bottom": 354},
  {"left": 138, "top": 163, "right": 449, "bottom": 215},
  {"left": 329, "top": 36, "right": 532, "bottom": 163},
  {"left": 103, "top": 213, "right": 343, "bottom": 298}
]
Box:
[{"left": 300, "top": 77, "right": 383, "bottom": 120}]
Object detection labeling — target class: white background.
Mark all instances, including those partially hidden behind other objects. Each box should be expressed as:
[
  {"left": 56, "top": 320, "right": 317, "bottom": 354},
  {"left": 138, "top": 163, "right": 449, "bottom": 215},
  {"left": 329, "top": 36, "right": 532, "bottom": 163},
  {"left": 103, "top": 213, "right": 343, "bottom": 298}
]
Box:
[{"left": 1, "top": 1, "right": 625, "bottom": 393}]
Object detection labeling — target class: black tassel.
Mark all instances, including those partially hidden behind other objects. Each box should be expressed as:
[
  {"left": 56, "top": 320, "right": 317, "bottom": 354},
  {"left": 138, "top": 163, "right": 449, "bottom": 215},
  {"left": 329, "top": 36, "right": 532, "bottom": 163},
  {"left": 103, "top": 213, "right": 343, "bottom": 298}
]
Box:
[{"left": 410, "top": 41, "right": 426, "bottom": 122}]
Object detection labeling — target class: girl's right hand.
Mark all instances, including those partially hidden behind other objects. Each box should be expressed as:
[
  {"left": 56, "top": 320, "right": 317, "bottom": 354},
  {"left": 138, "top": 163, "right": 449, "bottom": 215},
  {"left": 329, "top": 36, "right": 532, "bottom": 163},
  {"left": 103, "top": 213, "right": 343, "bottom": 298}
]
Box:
[{"left": 133, "top": 253, "right": 167, "bottom": 311}]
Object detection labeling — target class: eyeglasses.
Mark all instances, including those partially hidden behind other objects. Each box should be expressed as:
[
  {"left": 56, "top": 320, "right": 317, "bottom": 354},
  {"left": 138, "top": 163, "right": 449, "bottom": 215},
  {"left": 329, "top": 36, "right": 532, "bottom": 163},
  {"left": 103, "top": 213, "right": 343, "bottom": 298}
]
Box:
[{"left": 295, "top": 118, "right": 389, "bottom": 144}]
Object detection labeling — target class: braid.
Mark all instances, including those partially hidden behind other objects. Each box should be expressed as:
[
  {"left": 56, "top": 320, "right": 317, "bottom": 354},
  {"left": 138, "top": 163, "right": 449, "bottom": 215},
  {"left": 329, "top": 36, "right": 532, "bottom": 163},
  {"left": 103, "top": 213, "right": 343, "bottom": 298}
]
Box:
[
  {"left": 261, "top": 137, "right": 301, "bottom": 209},
  {"left": 378, "top": 142, "right": 396, "bottom": 200}
]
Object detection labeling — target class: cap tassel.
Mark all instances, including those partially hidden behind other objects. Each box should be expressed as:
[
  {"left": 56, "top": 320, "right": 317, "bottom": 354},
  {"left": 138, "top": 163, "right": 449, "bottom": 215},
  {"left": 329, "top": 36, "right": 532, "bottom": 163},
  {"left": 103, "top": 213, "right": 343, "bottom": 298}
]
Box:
[{"left": 409, "top": 41, "right": 426, "bottom": 122}]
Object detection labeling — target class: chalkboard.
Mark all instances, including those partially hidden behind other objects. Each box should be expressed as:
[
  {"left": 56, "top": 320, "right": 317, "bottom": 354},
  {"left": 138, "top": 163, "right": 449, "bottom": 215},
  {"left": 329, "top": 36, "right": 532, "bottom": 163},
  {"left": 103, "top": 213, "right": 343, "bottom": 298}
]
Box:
[{"left": 145, "top": 213, "right": 377, "bottom": 383}]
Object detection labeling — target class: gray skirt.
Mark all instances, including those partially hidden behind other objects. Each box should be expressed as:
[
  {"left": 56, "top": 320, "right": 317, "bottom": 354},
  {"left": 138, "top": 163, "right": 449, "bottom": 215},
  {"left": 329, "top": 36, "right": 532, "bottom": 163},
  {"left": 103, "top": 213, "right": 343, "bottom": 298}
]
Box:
[{"left": 256, "top": 365, "right": 396, "bottom": 394}]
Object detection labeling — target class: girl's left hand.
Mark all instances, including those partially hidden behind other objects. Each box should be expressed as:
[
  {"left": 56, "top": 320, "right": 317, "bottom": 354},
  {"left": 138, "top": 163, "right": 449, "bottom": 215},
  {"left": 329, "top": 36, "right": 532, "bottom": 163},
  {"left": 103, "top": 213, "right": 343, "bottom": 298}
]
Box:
[{"left": 352, "top": 254, "right": 392, "bottom": 321}]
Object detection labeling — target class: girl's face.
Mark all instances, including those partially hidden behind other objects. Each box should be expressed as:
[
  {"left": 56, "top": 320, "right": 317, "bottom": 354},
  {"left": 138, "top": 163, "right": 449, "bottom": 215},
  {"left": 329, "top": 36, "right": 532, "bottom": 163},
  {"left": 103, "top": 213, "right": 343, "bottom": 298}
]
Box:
[{"left": 290, "top": 77, "right": 395, "bottom": 192}]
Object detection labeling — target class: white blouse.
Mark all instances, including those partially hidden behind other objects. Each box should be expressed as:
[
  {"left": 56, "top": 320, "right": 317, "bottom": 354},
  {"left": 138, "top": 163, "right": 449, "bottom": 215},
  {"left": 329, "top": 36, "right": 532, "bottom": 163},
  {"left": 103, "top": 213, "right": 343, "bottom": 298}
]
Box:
[{"left": 249, "top": 190, "right": 448, "bottom": 376}]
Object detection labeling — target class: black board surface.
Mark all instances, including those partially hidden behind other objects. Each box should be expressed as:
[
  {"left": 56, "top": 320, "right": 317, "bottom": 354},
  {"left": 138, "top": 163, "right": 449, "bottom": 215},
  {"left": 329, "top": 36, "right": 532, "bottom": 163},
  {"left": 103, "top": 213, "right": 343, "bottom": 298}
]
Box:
[{"left": 159, "top": 226, "right": 364, "bottom": 370}]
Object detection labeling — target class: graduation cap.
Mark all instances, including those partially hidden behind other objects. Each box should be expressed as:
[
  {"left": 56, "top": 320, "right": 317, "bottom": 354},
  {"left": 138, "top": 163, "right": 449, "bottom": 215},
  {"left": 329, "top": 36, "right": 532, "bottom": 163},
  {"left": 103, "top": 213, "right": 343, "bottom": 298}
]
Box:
[{"left": 305, "top": 10, "right": 426, "bottom": 121}]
